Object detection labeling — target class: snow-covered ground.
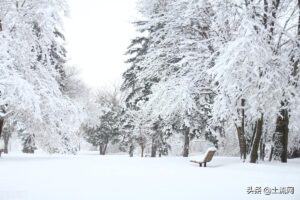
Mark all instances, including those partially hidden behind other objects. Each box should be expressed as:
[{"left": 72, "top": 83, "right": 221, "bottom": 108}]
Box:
[{"left": 0, "top": 152, "right": 299, "bottom": 200}]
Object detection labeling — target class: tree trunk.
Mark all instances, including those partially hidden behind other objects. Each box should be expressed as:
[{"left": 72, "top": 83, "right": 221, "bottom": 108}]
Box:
[
  {"left": 104, "top": 143, "right": 107, "bottom": 154},
  {"left": 236, "top": 99, "right": 247, "bottom": 161},
  {"left": 271, "top": 0, "right": 298, "bottom": 163},
  {"left": 269, "top": 145, "right": 274, "bottom": 161},
  {"left": 249, "top": 123, "right": 257, "bottom": 154},
  {"left": 0, "top": 118, "right": 4, "bottom": 157},
  {"left": 250, "top": 114, "right": 263, "bottom": 163},
  {"left": 99, "top": 145, "right": 103, "bottom": 155},
  {"left": 99, "top": 143, "right": 107, "bottom": 155},
  {"left": 129, "top": 144, "right": 134, "bottom": 157},
  {"left": 0, "top": 118, "right": 4, "bottom": 139},
  {"left": 270, "top": 0, "right": 280, "bottom": 36},
  {"left": 141, "top": 145, "right": 144, "bottom": 157},
  {"left": 236, "top": 126, "right": 247, "bottom": 161},
  {"left": 158, "top": 148, "right": 162, "bottom": 157},
  {"left": 151, "top": 138, "right": 157, "bottom": 157},
  {"left": 183, "top": 126, "right": 190, "bottom": 157},
  {"left": 263, "top": 0, "right": 268, "bottom": 29},
  {"left": 4, "top": 140, "right": 9, "bottom": 153},
  {"left": 273, "top": 108, "right": 289, "bottom": 163},
  {"left": 2, "top": 128, "right": 10, "bottom": 154},
  {"left": 298, "top": 0, "right": 300, "bottom": 37},
  {"left": 259, "top": 140, "right": 265, "bottom": 161}
]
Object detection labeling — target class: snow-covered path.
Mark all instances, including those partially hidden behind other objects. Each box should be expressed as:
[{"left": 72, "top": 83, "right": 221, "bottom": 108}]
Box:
[{"left": 0, "top": 152, "right": 299, "bottom": 200}]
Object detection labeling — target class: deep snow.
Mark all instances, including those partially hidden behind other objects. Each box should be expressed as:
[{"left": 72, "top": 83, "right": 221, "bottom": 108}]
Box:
[{"left": 0, "top": 152, "right": 299, "bottom": 200}]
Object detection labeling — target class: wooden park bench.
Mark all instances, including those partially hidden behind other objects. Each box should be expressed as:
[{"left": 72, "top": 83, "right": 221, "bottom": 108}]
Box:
[{"left": 190, "top": 147, "right": 217, "bottom": 167}]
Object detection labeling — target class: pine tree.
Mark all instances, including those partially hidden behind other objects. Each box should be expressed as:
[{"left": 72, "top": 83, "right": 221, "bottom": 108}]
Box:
[
  {"left": 84, "top": 90, "right": 122, "bottom": 155},
  {"left": 121, "top": 0, "right": 218, "bottom": 157}
]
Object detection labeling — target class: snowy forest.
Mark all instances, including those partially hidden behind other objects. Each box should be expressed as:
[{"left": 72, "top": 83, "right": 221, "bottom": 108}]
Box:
[
  {"left": 1, "top": 0, "right": 300, "bottom": 199},
  {"left": 0, "top": 0, "right": 300, "bottom": 165}
]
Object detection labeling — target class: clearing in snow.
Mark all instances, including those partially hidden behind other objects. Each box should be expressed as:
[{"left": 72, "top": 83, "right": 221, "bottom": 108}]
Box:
[{"left": 0, "top": 152, "right": 299, "bottom": 200}]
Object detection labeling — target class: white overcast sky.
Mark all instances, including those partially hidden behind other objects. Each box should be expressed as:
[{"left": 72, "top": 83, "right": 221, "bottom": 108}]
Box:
[{"left": 65, "top": 0, "right": 138, "bottom": 89}]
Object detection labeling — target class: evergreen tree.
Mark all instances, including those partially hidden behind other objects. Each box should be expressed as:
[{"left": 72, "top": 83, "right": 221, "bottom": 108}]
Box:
[
  {"left": 121, "top": 0, "right": 217, "bottom": 157},
  {"left": 84, "top": 89, "right": 122, "bottom": 155}
]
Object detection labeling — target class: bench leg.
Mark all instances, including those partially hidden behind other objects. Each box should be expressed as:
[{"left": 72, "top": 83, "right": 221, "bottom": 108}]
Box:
[
  {"left": 199, "top": 163, "right": 202, "bottom": 167},
  {"left": 204, "top": 162, "right": 206, "bottom": 167}
]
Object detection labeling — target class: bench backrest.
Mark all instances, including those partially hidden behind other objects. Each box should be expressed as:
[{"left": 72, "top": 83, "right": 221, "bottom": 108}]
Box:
[{"left": 204, "top": 150, "right": 216, "bottom": 162}]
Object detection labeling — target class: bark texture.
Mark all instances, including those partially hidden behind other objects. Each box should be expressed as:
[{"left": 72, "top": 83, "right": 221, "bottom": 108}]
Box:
[
  {"left": 274, "top": 108, "right": 289, "bottom": 163},
  {"left": 236, "top": 99, "right": 247, "bottom": 161},
  {"left": 183, "top": 126, "right": 190, "bottom": 157},
  {"left": 99, "top": 143, "right": 108, "bottom": 155},
  {"left": 250, "top": 115, "right": 263, "bottom": 163},
  {"left": 151, "top": 140, "right": 157, "bottom": 157}
]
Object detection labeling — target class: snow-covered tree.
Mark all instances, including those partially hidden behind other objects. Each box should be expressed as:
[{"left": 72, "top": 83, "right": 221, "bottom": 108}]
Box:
[
  {"left": 0, "top": 0, "right": 84, "bottom": 154},
  {"left": 19, "top": 129, "right": 37, "bottom": 154},
  {"left": 209, "top": 0, "right": 300, "bottom": 162},
  {"left": 84, "top": 89, "right": 122, "bottom": 155},
  {"left": 120, "top": 0, "right": 300, "bottom": 161},
  {"left": 121, "top": 0, "right": 218, "bottom": 157}
]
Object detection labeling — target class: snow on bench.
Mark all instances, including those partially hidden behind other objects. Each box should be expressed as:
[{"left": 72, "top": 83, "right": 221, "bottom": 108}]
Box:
[{"left": 190, "top": 147, "right": 217, "bottom": 167}]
